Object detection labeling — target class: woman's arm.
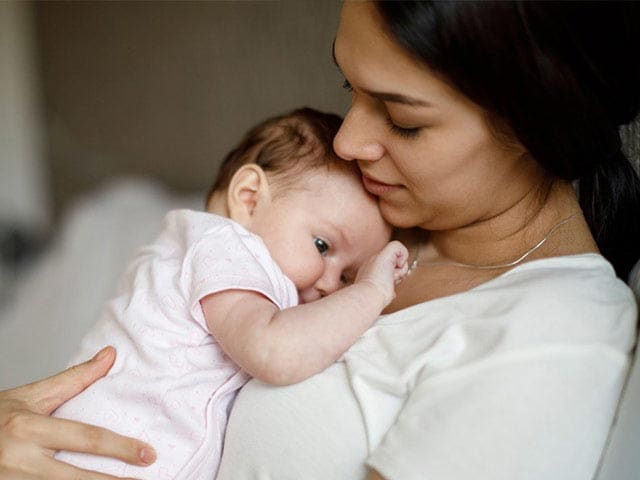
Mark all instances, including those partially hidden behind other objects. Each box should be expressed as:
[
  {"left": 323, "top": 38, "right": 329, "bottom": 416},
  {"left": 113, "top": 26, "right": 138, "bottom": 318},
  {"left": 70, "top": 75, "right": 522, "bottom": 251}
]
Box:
[{"left": 0, "top": 346, "right": 156, "bottom": 480}]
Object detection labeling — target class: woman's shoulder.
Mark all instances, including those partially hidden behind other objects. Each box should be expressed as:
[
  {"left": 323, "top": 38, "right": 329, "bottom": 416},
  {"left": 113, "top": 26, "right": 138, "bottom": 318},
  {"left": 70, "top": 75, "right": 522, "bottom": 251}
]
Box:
[
  {"left": 486, "top": 253, "right": 636, "bottom": 347},
  {"left": 372, "top": 253, "right": 636, "bottom": 355},
  {"left": 384, "top": 253, "right": 634, "bottom": 318},
  {"left": 341, "top": 254, "right": 636, "bottom": 437},
  {"left": 488, "top": 253, "right": 636, "bottom": 323},
  {"left": 485, "top": 253, "right": 633, "bottom": 304}
]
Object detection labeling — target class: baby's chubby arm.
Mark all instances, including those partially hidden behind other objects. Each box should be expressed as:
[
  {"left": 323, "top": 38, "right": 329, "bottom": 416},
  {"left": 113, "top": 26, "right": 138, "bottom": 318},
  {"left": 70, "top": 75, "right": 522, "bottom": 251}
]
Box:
[{"left": 200, "top": 241, "right": 408, "bottom": 386}]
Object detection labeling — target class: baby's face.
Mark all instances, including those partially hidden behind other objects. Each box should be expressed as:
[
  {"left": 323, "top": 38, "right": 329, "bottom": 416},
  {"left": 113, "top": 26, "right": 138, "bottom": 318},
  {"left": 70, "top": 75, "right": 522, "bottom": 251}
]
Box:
[{"left": 250, "top": 167, "right": 391, "bottom": 303}]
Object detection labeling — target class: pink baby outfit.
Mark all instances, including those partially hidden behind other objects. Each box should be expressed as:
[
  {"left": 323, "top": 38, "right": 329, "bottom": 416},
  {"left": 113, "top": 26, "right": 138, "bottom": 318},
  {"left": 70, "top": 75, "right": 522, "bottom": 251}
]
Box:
[{"left": 54, "top": 209, "right": 298, "bottom": 480}]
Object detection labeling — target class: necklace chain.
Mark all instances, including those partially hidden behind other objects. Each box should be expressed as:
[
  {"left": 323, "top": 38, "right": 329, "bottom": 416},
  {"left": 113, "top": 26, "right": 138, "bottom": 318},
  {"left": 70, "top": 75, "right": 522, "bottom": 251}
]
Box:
[{"left": 409, "top": 212, "right": 581, "bottom": 271}]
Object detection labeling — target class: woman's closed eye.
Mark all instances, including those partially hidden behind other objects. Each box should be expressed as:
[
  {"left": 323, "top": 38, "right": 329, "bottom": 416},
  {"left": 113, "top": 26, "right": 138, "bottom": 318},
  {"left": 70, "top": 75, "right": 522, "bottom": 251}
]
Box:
[
  {"left": 385, "top": 115, "right": 421, "bottom": 139},
  {"left": 314, "top": 238, "right": 330, "bottom": 256},
  {"left": 343, "top": 78, "right": 421, "bottom": 139}
]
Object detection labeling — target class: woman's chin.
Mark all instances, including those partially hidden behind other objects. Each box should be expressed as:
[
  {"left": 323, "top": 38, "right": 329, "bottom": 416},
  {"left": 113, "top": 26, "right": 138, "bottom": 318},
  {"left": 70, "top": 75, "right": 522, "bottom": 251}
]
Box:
[{"left": 378, "top": 200, "right": 423, "bottom": 229}]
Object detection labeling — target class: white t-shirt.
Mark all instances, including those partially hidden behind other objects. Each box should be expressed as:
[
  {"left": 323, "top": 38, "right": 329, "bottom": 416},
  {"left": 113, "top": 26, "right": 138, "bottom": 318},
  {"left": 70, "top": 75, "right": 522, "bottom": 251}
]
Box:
[
  {"left": 54, "top": 209, "right": 298, "bottom": 480},
  {"left": 216, "top": 253, "right": 637, "bottom": 480}
]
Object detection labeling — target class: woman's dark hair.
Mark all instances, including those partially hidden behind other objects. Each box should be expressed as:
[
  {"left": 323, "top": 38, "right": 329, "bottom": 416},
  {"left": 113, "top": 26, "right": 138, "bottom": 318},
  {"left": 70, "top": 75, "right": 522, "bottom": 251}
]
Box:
[
  {"left": 376, "top": 0, "right": 640, "bottom": 279},
  {"left": 207, "top": 107, "right": 346, "bottom": 200}
]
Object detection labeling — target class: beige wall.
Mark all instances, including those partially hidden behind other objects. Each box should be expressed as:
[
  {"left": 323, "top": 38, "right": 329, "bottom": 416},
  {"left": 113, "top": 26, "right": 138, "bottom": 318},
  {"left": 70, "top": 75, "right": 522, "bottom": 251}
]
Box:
[
  {"left": 0, "top": 1, "right": 49, "bottom": 230},
  {"left": 29, "top": 1, "right": 640, "bottom": 216},
  {"left": 34, "top": 0, "right": 349, "bottom": 214}
]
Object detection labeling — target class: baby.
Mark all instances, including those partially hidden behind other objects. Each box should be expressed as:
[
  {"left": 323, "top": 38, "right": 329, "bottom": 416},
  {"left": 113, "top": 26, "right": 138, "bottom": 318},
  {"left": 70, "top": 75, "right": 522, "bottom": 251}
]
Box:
[{"left": 53, "top": 107, "right": 408, "bottom": 479}]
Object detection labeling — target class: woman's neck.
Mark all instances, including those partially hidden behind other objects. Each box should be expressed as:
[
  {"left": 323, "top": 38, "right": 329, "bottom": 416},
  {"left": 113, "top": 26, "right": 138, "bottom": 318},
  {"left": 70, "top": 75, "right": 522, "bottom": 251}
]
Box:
[
  {"left": 422, "top": 180, "right": 597, "bottom": 268},
  {"left": 387, "top": 181, "right": 598, "bottom": 312}
]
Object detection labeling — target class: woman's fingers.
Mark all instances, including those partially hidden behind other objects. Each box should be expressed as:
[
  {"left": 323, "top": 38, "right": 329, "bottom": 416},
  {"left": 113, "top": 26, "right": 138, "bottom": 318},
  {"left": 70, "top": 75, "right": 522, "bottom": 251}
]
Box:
[
  {"left": 47, "top": 457, "right": 142, "bottom": 480},
  {"left": 11, "top": 346, "right": 116, "bottom": 415},
  {"left": 4, "top": 411, "right": 155, "bottom": 466},
  {"left": 0, "top": 436, "right": 141, "bottom": 480},
  {"left": 0, "top": 346, "right": 156, "bottom": 480}
]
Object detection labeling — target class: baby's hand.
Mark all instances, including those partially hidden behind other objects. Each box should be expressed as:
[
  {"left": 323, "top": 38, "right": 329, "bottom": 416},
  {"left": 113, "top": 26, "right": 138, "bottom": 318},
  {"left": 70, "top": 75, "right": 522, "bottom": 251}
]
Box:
[{"left": 355, "top": 240, "right": 409, "bottom": 307}]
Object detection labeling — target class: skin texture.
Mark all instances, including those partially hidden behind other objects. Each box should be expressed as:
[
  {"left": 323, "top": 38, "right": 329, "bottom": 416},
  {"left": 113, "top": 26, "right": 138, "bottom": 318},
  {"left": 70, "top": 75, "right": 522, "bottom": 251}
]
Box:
[
  {"left": 224, "top": 164, "right": 393, "bottom": 303},
  {"left": 201, "top": 163, "right": 407, "bottom": 386},
  {"left": 202, "top": 241, "right": 407, "bottom": 386}
]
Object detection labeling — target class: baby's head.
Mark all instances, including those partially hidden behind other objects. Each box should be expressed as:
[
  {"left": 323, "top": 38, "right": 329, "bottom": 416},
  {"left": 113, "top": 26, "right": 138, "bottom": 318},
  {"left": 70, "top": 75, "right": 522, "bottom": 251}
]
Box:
[{"left": 206, "top": 108, "right": 391, "bottom": 303}]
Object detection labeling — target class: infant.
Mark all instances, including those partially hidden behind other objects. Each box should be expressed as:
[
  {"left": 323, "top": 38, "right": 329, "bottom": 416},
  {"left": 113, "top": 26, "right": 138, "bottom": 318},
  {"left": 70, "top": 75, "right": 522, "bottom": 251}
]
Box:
[{"left": 53, "top": 107, "right": 408, "bottom": 479}]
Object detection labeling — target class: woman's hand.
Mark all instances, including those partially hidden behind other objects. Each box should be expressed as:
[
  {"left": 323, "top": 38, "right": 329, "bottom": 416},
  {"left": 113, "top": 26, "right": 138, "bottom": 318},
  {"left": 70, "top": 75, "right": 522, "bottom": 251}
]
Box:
[{"left": 0, "top": 346, "right": 156, "bottom": 479}]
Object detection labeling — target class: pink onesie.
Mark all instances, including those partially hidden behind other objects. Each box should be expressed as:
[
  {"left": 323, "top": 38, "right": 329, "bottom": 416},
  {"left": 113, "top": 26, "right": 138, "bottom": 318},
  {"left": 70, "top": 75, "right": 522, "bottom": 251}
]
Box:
[{"left": 54, "top": 209, "right": 298, "bottom": 479}]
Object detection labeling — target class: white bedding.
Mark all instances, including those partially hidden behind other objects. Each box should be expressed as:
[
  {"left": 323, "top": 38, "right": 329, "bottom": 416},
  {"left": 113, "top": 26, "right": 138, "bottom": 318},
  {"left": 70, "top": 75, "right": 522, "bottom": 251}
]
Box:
[{"left": 0, "top": 178, "right": 200, "bottom": 389}]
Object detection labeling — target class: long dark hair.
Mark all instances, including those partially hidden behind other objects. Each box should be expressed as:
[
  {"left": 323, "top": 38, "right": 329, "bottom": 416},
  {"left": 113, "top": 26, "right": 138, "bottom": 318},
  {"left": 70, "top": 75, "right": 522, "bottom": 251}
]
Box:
[{"left": 376, "top": 1, "right": 640, "bottom": 280}]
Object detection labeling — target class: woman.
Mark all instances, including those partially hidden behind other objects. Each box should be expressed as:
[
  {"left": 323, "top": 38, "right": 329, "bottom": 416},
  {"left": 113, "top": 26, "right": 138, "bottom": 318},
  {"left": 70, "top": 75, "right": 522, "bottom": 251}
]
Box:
[{"left": 1, "top": 1, "right": 639, "bottom": 479}]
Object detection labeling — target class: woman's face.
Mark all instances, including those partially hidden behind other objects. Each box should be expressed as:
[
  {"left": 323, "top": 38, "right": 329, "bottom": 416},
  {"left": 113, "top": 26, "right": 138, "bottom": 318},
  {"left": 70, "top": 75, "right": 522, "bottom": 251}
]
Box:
[{"left": 333, "top": 1, "right": 541, "bottom": 231}]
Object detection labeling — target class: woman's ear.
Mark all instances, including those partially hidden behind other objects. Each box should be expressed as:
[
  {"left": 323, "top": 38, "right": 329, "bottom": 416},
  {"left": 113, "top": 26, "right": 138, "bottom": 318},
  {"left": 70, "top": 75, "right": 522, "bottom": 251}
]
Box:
[{"left": 227, "top": 164, "right": 272, "bottom": 226}]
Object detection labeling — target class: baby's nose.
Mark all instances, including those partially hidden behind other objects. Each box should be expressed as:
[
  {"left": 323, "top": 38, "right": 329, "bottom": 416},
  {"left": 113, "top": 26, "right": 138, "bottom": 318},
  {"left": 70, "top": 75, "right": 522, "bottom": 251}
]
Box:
[{"left": 314, "top": 272, "right": 342, "bottom": 297}]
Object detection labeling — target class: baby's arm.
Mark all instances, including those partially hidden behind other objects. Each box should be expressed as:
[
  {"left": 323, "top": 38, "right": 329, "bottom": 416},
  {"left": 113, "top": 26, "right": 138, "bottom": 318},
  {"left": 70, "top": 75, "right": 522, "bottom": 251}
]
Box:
[{"left": 201, "top": 241, "right": 408, "bottom": 386}]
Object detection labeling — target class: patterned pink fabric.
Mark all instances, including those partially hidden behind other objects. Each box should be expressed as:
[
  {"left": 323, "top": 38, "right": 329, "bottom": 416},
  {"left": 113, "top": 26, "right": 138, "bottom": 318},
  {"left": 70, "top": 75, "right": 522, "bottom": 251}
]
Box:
[{"left": 54, "top": 209, "right": 298, "bottom": 479}]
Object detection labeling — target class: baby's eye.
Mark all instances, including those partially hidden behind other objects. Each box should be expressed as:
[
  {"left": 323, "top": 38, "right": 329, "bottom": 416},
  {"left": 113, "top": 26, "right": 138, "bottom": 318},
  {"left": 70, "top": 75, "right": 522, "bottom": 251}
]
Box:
[{"left": 314, "top": 238, "right": 330, "bottom": 256}]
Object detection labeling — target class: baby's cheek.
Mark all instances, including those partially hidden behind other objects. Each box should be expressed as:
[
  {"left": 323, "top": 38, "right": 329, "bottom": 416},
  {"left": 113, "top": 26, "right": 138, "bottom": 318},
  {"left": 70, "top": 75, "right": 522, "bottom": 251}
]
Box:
[{"left": 283, "top": 254, "right": 320, "bottom": 289}]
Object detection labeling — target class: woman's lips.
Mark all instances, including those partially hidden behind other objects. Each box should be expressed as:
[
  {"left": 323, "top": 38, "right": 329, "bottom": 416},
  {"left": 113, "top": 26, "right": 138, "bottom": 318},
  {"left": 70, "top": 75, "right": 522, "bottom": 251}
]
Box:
[{"left": 361, "top": 174, "right": 401, "bottom": 196}]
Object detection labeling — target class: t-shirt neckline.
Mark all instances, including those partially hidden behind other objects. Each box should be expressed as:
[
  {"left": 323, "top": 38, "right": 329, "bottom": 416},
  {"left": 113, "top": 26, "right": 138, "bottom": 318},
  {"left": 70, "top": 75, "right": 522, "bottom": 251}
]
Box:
[{"left": 377, "top": 252, "right": 609, "bottom": 324}]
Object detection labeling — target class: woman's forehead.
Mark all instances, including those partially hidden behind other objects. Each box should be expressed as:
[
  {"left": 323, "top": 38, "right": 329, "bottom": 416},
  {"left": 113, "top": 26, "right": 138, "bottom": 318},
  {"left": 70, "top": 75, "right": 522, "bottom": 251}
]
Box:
[{"left": 334, "top": 2, "right": 460, "bottom": 112}]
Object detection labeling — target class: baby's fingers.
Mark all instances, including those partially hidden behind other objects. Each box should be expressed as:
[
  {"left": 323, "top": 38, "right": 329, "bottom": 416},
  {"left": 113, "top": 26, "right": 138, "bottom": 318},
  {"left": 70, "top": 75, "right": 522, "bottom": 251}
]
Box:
[
  {"left": 392, "top": 241, "right": 409, "bottom": 268},
  {"left": 387, "top": 241, "right": 409, "bottom": 284}
]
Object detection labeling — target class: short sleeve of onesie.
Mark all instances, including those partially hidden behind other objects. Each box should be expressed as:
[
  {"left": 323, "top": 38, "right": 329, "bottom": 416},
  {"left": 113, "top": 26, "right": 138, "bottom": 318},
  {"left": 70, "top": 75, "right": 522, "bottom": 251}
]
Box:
[{"left": 163, "top": 210, "right": 298, "bottom": 330}]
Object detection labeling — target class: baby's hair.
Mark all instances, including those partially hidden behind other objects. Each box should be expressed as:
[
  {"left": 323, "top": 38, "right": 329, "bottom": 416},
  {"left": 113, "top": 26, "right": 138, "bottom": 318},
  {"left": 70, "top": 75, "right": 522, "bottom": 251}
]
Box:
[{"left": 207, "top": 107, "right": 354, "bottom": 202}]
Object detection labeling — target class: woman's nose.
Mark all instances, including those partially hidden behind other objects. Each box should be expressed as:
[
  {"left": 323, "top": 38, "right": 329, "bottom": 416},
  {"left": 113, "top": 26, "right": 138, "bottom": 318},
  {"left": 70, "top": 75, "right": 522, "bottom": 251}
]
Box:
[{"left": 333, "top": 104, "right": 385, "bottom": 163}]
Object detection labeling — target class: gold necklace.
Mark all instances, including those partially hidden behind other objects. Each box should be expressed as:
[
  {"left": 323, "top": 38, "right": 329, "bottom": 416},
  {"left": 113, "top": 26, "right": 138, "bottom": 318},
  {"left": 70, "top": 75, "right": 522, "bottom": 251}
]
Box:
[{"left": 409, "top": 212, "right": 581, "bottom": 271}]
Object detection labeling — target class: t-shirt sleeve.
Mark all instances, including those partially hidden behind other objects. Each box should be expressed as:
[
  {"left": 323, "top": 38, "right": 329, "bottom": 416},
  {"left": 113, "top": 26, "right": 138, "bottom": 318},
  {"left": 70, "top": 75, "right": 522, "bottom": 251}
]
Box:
[
  {"left": 367, "top": 346, "right": 630, "bottom": 480},
  {"left": 169, "top": 212, "right": 298, "bottom": 331}
]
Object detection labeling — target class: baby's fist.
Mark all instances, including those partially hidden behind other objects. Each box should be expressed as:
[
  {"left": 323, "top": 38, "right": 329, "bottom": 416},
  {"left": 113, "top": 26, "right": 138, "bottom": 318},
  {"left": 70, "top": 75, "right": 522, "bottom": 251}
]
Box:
[{"left": 355, "top": 241, "right": 409, "bottom": 306}]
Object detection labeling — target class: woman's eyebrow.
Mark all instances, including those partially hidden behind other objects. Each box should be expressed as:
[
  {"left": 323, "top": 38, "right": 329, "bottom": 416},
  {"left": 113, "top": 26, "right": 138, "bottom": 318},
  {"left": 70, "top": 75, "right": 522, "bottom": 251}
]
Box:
[
  {"left": 332, "top": 39, "right": 432, "bottom": 108},
  {"left": 363, "top": 89, "right": 431, "bottom": 107}
]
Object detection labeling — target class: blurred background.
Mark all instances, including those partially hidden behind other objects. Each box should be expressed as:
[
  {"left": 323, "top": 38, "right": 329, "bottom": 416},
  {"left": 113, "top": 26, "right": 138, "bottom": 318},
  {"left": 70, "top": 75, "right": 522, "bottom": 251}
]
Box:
[
  {"left": 1, "top": 0, "right": 347, "bottom": 227},
  {"left": 0, "top": 0, "right": 349, "bottom": 386}
]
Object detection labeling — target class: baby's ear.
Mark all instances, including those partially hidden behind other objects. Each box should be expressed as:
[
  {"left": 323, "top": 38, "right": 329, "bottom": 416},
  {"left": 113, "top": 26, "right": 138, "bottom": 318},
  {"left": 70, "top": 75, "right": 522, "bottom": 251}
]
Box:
[{"left": 227, "top": 164, "right": 272, "bottom": 226}]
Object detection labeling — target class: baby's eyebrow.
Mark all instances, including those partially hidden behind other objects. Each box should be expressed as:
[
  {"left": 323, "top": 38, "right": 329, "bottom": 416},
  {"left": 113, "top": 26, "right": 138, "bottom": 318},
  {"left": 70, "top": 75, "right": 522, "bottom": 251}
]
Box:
[{"left": 332, "top": 223, "right": 347, "bottom": 248}]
